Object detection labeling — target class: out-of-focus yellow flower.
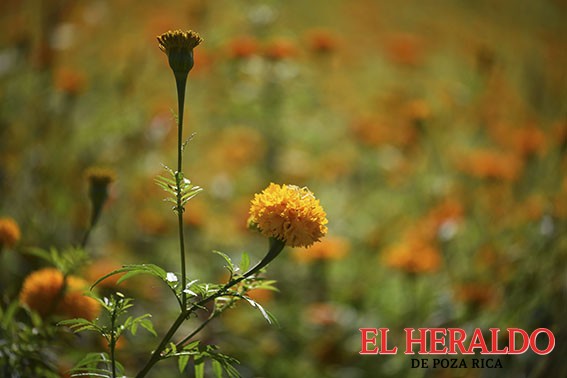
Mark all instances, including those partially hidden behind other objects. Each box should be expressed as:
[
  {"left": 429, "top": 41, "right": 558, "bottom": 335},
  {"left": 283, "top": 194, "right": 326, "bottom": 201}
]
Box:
[
  {"left": 19, "top": 268, "right": 100, "bottom": 320},
  {"left": 249, "top": 183, "right": 328, "bottom": 248},
  {"left": 157, "top": 29, "right": 203, "bottom": 77},
  {"left": 292, "top": 236, "right": 349, "bottom": 263},
  {"left": 0, "top": 217, "right": 21, "bottom": 249}
]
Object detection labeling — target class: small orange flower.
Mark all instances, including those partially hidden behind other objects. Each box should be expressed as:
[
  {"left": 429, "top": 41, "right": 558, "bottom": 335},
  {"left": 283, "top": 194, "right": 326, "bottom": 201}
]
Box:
[
  {"left": 0, "top": 217, "right": 21, "bottom": 249},
  {"left": 292, "top": 236, "right": 349, "bottom": 263},
  {"left": 249, "top": 183, "right": 328, "bottom": 248},
  {"left": 19, "top": 268, "right": 100, "bottom": 320}
]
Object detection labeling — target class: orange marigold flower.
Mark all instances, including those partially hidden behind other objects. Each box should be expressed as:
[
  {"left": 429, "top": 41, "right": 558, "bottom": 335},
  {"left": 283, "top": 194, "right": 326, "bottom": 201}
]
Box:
[
  {"left": 0, "top": 217, "right": 21, "bottom": 248},
  {"left": 19, "top": 268, "right": 100, "bottom": 320},
  {"left": 249, "top": 183, "right": 328, "bottom": 248},
  {"left": 292, "top": 236, "right": 349, "bottom": 263}
]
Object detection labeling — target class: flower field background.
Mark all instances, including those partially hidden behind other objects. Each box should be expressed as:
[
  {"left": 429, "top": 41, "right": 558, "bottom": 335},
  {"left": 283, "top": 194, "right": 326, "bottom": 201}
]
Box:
[{"left": 1, "top": 0, "right": 566, "bottom": 377}]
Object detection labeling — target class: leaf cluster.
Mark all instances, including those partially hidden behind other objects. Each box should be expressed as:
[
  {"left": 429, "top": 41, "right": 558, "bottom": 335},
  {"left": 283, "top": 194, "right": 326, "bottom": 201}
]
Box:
[
  {"left": 0, "top": 301, "right": 60, "bottom": 378},
  {"left": 165, "top": 341, "right": 240, "bottom": 378},
  {"left": 155, "top": 166, "right": 202, "bottom": 214}
]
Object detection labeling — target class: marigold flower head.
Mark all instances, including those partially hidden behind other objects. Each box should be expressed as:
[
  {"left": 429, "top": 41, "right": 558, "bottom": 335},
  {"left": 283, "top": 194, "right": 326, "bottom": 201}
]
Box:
[
  {"left": 157, "top": 29, "right": 203, "bottom": 78},
  {"left": 249, "top": 183, "right": 328, "bottom": 248},
  {"left": 19, "top": 268, "right": 100, "bottom": 320},
  {"left": 0, "top": 217, "right": 21, "bottom": 249}
]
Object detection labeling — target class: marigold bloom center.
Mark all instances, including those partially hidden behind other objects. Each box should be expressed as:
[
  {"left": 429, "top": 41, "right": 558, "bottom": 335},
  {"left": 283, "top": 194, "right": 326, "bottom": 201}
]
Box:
[{"left": 249, "top": 183, "right": 328, "bottom": 248}]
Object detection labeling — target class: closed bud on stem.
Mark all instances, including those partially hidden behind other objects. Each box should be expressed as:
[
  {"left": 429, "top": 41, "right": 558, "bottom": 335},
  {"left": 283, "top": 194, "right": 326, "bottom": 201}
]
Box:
[
  {"left": 157, "top": 30, "right": 203, "bottom": 80},
  {"left": 86, "top": 167, "right": 115, "bottom": 228}
]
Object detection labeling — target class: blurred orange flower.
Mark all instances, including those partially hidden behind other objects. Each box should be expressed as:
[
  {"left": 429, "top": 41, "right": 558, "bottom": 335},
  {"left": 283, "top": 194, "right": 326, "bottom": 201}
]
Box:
[
  {"left": 489, "top": 122, "right": 547, "bottom": 158},
  {"left": 454, "top": 282, "right": 499, "bottom": 308},
  {"left": 306, "top": 29, "right": 339, "bottom": 54},
  {"left": 247, "top": 288, "right": 274, "bottom": 304},
  {"left": 0, "top": 217, "right": 21, "bottom": 249},
  {"left": 459, "top": 149, "right": 523, "bottom": 181},
  {"left": 53, "top": 67, "right": 87, "bottom": 95},
  {"left": 85, "top": 258, "right": 124, "bottom": 290},
  {"left": 349, "top": 116, "right": 417, "bottom": 148},
  {"left": 292, "top": 236, "right": 350, "bottom": 263},
  {"left": 383, "top": 32, "right": 425, "bottom": 67},
  {"left": 207, "top": 126, "right": 266, "bottom": 171},
  {"left": 304, "top": 302, "right": 346, "bottom": 327},
  {"left": 383, "top": 239, "right": 441, "bottom": 274},
  {"left": 249, "top": 183, "right": 328, "bottom": 248},
  {"left": 183, "top": 197, "right": 209, "bottom": 229},
  {"left": 264, "top": 38, "right": 297, "bottom": 60},
  {"left": 137, "top": 208, "right": 171, "bottom": 235},
  {"left": 228, "top": 35, "right": 260, "bottom": 59},
  {"left": 20, "top": 268, "right": 100, "bottom": 320}
]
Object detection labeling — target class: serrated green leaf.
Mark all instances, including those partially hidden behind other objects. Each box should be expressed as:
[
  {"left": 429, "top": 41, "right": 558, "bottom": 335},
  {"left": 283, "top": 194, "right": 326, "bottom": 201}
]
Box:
[
  {"left": 178, "top": 354, "right": 190, "bottom": 373},
  {"left": 212, "top": 250, "right": 235, "bottom": 274},
  {"left": 91, "top": 264, "right": 167, "bottom": 289},
  {"left": 241, "top": 297, "right": 277, "bottom": 325}
]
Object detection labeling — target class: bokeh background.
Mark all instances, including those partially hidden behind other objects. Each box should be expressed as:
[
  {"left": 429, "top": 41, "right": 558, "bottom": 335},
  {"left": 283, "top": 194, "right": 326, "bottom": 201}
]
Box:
[{"left": 1, "top": 0, "right": 566, "bottom": 377}]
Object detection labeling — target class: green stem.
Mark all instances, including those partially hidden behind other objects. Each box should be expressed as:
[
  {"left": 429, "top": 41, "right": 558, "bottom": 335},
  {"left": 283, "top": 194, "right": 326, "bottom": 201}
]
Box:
[
  {"left": 135, "top": 239, "right": 285, "bottom": 378},
  {"left": 176, "top": 312, "right": 218, "bottom": 349},
  {"left": 175, "top": 76, "right": 188, "bottom": 311},
  {"left": 110, "top": 307, "right": 117, "bottom": 378}
]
